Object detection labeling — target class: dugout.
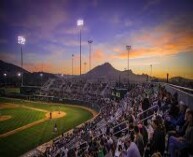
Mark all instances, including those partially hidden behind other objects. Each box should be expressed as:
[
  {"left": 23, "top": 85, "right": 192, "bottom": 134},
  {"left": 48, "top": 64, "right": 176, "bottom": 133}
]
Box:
[
  {"left": 111, "top": 87, "right": 127, "bottom": 100},
  {"left": 20, "top": 86, "right": 41, "bottom": 95}
]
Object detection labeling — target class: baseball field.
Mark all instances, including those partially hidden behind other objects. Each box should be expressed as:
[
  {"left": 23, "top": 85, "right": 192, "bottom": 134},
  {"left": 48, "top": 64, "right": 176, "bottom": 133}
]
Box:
[{"left": 0, "top": 97, "right": 96, "bottom": 157}]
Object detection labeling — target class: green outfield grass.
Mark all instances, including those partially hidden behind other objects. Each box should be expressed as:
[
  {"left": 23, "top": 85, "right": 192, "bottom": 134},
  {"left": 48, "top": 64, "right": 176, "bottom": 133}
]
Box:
[
  {"left": 0, "top": 107, "right": 45, "bottom": 134},
  {"left": 0, "top": 97, "right": 94, "bottom": 157}
]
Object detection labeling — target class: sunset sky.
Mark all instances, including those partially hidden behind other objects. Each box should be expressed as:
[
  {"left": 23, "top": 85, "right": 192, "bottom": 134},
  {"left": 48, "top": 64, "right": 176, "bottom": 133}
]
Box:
[{"left": 0, "top": 0, "right": 193, "bottom": 79}]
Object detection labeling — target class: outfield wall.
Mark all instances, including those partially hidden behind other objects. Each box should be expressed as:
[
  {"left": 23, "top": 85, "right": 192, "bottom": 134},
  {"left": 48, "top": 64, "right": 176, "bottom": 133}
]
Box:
[
  {"left": 1, "top": 94, "right": 101, "bottom": 112},
  {"left": 29, "top": 95, "right": 101, "bottom": 112}
]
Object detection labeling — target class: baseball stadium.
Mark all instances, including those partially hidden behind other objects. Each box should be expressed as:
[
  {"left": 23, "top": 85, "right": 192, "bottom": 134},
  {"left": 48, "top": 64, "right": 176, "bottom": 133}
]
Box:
[{"left": 1, "top": 0, "right": 193, "bottom": 157}]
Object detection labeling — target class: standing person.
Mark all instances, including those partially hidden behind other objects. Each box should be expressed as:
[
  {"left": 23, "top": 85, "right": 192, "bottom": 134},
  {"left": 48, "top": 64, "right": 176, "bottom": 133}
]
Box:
[
  {"left": 54, "top": 123, "right": 58, "bottom": 133},
  {"left": 150, "top": 116, "right": 165, "bottom": 156},
  {"left": 50, "top": 112, "right": 52, "bottom": 119},
  {"left": 64, "top": 146, "right": 68, "bottom": 157},
  {"left": 124, "top": 136, "right": 141, "bottom": 157},
  {"left": 134, "top": 125, "right": 144, "bottom": 157},
  {"left": 142, "top": 96, "right": 150, "bottom": 124}
]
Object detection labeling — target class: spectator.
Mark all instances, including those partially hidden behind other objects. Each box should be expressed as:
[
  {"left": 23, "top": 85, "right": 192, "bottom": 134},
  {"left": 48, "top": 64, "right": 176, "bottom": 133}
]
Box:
[
  {"left": 150, "top": 116, "right": 165, "bottom": 155},
  {"left": 139, "top": 123, "right": 148, "bottom": 147},
  {"left": 165, "top": 101, "right": 186, "bottom": 131},
  {"left": 129, "top": 123, "right": 135, "bottom": 142},
  {"left": 151, "top": 152, "right": 162, "bottom": 157},
  {"left": 169, "top": 110, "right": 193, "bottom": 157},
  {"left": 134, "top": 125, "right": 144, "bottom": 157},
  {"left": 124, "top": 137, "right": 141, "bottom": 157},
  {"left": 142, "top": 96, "right": 150, "bottom": 124}
]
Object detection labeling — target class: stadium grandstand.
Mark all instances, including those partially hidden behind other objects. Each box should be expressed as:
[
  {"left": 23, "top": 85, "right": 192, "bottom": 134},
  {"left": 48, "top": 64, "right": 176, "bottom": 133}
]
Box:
[
  {"left": 22, "top": 78, "right": 193, "bottom": 157},
  {"left": 1, "top": 1, "right": 193, "bottom": 157}
]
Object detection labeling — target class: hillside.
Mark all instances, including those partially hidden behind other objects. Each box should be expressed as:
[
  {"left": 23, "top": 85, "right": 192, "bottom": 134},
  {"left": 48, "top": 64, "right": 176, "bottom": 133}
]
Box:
[
  {"left": 0, "top": 60, "right": 29, "bottom": 76},
  {"left": 83, "top": 62, "right": 147, "bottom": 82},
  {"left": 0, "top": 60, "right": 56, "bottom": 86}
]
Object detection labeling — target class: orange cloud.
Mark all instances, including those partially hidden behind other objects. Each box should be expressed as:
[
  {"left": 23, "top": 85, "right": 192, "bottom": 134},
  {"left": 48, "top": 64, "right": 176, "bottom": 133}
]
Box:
[
  {"left": 112, "top": 20, "right": 193, "bottom": 60},
  {"left": 24, "top": 62, "right": 55, "bottom": 73},
  {"left": 92, "top": 49, "right": 106, "bottom": 61}
]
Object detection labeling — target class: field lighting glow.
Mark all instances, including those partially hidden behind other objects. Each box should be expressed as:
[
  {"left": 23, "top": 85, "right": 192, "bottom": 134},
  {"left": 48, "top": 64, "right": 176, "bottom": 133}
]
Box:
[
  {"left": 18, "top": 36, "right": 26, "bottom": 45},
  {"left": 77, "top": 19, "right": 84, "bottom": 26},
  {"left": 17, "top": 73, "right": 21, "bottom": 77}
]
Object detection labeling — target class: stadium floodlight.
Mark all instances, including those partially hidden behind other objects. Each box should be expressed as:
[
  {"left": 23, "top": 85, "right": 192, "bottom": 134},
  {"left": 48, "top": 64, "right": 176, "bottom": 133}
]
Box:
[
  {"left": 77, "top": 19, "right": 84, "bottom": 76},
  {"left": 3, "top": 73, "right": 7, "bottom": 86},
  {"left": 18, "top": 36, "right": 26, "bottom": 45},
  {"left": 40, "top": 73, "right": 43, "bottom": 77},
  {"left": 18, "top": 35, "right": 26, "bottom": 86},
  {"left": 17, "top": 73, "right": 21, "bottom": 77},
  {"left": 77, "top": 19, "right": 84, "bottom": 26}
]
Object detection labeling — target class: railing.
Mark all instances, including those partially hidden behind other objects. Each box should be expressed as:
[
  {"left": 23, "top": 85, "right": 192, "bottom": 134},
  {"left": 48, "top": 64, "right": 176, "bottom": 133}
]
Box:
[
  {"left": 137, "top": 105, "right": 159, "bottom": 122},
  {"left": 137, "top": 105, "right": 159, "bottom": 118},
  {"left": 168, "top": 83, "right": 193, "bottom": 93},
  {"left": 160, "top": 83, "right": 193, "bottom": 110},
  {"left": 113, "top": 127, "right": 128, "bottom": 136},
  {"left": 112, "top": 120, "right": 128, "bottom": 136}
]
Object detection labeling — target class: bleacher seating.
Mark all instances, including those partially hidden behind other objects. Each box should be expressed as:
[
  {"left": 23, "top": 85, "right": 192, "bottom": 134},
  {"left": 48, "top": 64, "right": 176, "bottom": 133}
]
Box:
[{"left": 31, "top": 79, "right": 193, "bottom": 157}]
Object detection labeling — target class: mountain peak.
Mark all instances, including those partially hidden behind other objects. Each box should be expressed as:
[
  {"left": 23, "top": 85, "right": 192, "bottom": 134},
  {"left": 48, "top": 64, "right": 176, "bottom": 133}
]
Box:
[
  {"left": 84, "top": 62, "right": 120, "bottom": 80},
  {"left": 103, "top": 62, "right": 112, "bottom": 67},
  {"left": 87, "top": 62, "right": 117, "bottom": 75},
  {"left": 99, "top": 62, "right": 115, "bottom": 70}
]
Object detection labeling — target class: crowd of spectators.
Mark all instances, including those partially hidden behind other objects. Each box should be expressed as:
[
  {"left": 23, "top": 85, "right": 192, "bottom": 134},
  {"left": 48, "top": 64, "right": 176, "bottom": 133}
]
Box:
[
  {"left": 38, "top": 78, "right": 193, "bottom": 157},
  {"left": 39, "top": 78, "right": 111, "bottom": 99}
]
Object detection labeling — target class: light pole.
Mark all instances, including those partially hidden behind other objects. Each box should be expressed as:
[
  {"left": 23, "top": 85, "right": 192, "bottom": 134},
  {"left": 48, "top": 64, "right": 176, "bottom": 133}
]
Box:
[
  {"left": 84, "top": 62, "right": 87, "bottom": 73},
  {"left": 3, "top": 73, "right": 7, "bottom": 86},
  {"left": 17, "top": 72, "right": 21, "bottom": 86},
  {"left": 72, "top": 54, "right": 74, "bottom": 76},
  {"left": 40, "top": 73, "right": 43, "bottom": 86},
  {"left": 18, "top": 36, "right": 26, "bottom": 86},
  {"left": 77, "top": 19, "right": 84, "bottom": 76},
  {"left": 150, "top": 64, "right": 152, "bottom": 82},
  {"left": 126, "top": 45, "right": 131, "bottom": 85},
  {"left": 88, "top": 40, "right": 93, "bottom": 71},
  {"left": 167, "top": 73, "right": 169, "bottom": 83}
]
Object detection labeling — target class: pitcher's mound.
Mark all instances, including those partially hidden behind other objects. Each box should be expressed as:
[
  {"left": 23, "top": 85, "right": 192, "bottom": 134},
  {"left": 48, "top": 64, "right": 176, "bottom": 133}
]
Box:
[
  {"left": 0, "top": 115, "right": 12, "bottom": 121},
  {"left": 45, "top": 111, "right": 66, "bottom": 119}
]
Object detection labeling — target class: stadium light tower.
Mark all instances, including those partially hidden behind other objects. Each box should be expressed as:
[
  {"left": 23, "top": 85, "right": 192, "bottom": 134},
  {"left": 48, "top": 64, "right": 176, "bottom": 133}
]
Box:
[
  {"left": 150, "top": 64, "right": 152, "bottom": 82},
  {"left": 40, "top": 73, "right": 43, "bottom": 86},
  {"left": 17, "top": 72, "right": 21, "bottom": 86},
  {"left": 18, "top": 36, "right": 26, "bottom": 86},
  {"left": 84, "top": 62, "right": 87, "bottom": 73},
  {"left": 77, "top": 19, "right": 84, "bottom": 76},
  {"left": 72, "top": 54, "right": 74, "bottom": 76},
  {"left": 126, "top": 45, "right": 131, "bottom": 84},
  {"left": 3, "top": 73, "right": 7, "bottom": 86},
  {"left": 88, "top": 40, "right": 93, "bottom": 71}
]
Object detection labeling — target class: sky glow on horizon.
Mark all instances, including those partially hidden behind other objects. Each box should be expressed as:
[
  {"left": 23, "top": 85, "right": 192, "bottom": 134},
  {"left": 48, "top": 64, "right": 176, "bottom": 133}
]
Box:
[{"left": 0, "top": 0, "right": 193, "bottom": 79}]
